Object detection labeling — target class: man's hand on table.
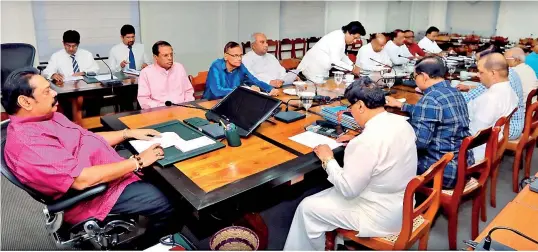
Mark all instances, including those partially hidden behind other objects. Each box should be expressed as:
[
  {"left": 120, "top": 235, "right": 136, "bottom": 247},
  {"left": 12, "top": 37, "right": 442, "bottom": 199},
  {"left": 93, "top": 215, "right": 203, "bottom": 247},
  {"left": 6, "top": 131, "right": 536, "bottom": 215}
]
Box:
[
  {"left": 313, "top": 144, "right": 333, "bottom": 161},
  {"left": 51, "top": 73, "right": 64, "bottom": 83},
  {"left": 270, "top": 79, "right": 284, "bottom": 88},
  {"left": 73, "top": 72, "right": 85, "bottom": 77},
  {"left": 127, "top": 129, "right": 162, "bottom": 141},
  {"left": 138, "top": 143, "right": 165, "bottom": 167},
  {"left": 385, "top": 96, "right": 403, "bottom": 108},
  {"left": 352, "top": 65, "right": 361, "bottom": 76}
]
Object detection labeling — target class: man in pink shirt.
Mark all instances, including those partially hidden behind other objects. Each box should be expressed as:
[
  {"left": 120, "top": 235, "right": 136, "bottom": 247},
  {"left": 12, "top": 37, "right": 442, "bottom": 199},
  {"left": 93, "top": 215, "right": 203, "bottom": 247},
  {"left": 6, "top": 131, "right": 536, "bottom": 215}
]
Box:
[
  {"left": 138, "top": 41, "right": 195, "bottom": 109},
  {"left": 2, "top": 67, "right": 179, "bottom": 248}
]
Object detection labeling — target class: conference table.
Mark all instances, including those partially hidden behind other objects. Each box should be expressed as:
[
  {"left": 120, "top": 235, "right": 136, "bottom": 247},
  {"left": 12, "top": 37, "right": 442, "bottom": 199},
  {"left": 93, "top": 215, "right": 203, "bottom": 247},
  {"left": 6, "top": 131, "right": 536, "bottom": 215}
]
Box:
[
  {"left": 51, "top": 72, "right": 138, "bottom": 125},
  {"left": 100, "top": 78, "right": 423, "bottom": 246},
  {"left": 472, "top": 173, "right": 538, "bottom": 250}
]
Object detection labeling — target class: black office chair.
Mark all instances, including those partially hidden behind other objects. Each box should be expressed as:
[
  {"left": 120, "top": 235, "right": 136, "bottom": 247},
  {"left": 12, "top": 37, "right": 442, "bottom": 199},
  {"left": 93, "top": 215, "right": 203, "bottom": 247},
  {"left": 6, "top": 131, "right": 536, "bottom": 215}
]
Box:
[
  {"left": 0, "top": 120, "right": 141, "bottom": 249},
  {"left": 1, "top": 43, "right": 36, "bottom": 86}
]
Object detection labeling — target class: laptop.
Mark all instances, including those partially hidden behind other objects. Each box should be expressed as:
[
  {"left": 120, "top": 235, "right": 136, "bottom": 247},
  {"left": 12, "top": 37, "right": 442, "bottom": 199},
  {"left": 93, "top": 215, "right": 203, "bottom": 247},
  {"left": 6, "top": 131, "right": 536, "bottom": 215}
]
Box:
[{"left": 205, "top": 86, "right": 282, "bottom": 137}]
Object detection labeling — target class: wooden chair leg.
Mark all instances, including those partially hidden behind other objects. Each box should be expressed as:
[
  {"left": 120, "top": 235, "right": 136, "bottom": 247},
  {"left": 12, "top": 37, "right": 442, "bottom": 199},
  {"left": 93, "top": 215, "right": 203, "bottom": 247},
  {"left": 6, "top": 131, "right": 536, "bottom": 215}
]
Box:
[
  {"left": 418, "top": 230, "right": 430, "bottom": 250},
  {"left": 472, "top": 191, "right": 484, "bottom": 239},
  {"left": 490, "top": 163, "right": 499, "bottom": 208},
  {"left": 447, "top": 208, "right": 459, "bottom": 250},
  {"left": 512, "top": 150, "right": 523, "bottom": 192},
  {"left": 524, "top": 142, "right": 535, "bottom": 179},
  {"left": 325, "top": 231, "right": 337, "bottom": 251}
]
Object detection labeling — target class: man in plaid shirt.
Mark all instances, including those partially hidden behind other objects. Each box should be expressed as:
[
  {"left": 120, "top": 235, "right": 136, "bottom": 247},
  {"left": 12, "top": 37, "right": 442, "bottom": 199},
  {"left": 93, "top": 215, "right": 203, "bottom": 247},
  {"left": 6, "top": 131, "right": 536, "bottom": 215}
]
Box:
[
  {"left": 387, "top": 56, "right": 474, "bottom": 188},
  {"left": 457, "top": 67, "right": 524, "bottom": 140}
]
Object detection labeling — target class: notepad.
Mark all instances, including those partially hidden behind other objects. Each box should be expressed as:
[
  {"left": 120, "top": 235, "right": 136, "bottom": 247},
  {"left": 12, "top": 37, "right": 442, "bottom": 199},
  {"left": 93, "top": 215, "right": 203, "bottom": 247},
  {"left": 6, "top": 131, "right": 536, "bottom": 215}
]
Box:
[
  {"left": 289, "top": 131, "right": 342, "bottom": 150},
  {"left": 95, "top": 74, "right": 118, "bottom": 81},
  {"left": 64, "top": 76, "right": 83, "bottom": 81},
  {"left": 129, "top": 132, "right": 215, "bottom": 153},
  {"left": 123, "top": 68, "right": 141, "bottom": 76}
]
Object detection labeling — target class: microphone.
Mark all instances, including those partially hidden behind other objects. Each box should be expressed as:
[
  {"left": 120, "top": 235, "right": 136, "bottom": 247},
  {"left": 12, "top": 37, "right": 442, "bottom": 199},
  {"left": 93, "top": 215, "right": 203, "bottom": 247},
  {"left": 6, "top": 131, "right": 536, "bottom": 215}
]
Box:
[
  {"left": 483, "top": 226, "right": 538, "bottom": 250},
  {"left": 95, "top": 54, "right": 122, "bottom": 87},
  {"left": 283, "top": 96, "right": 340, "bottom": 112},
  {"left": 165, "top": 100, "right": 210, "bottom": 111}
]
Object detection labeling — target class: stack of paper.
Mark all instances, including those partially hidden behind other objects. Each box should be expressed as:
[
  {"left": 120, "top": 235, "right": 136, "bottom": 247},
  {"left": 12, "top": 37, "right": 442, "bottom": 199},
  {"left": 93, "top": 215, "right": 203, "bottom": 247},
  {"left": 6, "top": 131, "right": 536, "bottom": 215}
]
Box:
[
  {"left": 64, "top": 76, "right": 83, "bottom": 82},
  {"left": 289, "top": 131, "right": 342, "bottom": 150},
  {"left": 95, "top": 74, "right": 118, "bottom": 81},
  {"left": 320, "top": 106, "right": 360, "bottom": 130},
  {"left": 123, "top": 68, "right": 141, "bottom": 76},
  {"left": 129, "top": 132, "right": 215, "bottom": 153}
]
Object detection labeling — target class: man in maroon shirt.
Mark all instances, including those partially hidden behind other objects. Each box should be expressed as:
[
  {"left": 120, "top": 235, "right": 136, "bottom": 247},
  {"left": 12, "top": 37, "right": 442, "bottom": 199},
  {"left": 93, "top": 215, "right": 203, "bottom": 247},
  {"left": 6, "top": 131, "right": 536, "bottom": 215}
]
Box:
[
  {"left": 404, "top": 30, "right": 425, "bottom": 58},
  {"left": 1, "top": 67, "right": 178, "bottom": 248}
]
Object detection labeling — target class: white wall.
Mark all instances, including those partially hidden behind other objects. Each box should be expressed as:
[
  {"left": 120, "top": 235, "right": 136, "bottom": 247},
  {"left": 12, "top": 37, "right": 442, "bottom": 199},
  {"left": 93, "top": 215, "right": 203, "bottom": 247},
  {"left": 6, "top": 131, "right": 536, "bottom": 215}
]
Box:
[
  {"left": 3, "top": 1, "right": 538, "bottom": 74},
  {"left": 496, "top": 1, "right": 538, "bottom": 41},
  {"left": 446, "top": 1, "right": 499, "bottom": 36},
  {"left": 1, "top": 1, "right": 39, "bottom": 65}
]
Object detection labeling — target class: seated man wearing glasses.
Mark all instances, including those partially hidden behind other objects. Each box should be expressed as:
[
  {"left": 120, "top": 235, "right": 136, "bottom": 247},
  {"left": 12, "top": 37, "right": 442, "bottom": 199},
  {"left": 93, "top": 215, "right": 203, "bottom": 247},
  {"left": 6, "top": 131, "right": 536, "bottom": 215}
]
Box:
[
  {"left": 203, "top": 41, "right": 279, "bottom": 100},
  {"left": 386, "top": 56, "right": 473, "bottom": 189},
  {"left": 403, "top": 30, "right": 425, "bottom": 58}
]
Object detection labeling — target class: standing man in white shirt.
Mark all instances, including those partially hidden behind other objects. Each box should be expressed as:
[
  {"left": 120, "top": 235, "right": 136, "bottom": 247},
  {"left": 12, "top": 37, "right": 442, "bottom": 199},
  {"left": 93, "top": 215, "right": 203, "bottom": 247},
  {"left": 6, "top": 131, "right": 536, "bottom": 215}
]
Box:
[
  {"left": 297, "top": 21, "right": 364, "bottom": 80},
  {"left": 383, "top": 29, "right": 415, "bottom": 65},
  {"left": 468, "top": 53, "right": 518, "bottom": 161},
  {"left": 418, "top": 26, "right": 443, "bottom": 54},
  {"left": 504, "top": 47, "right": 538, "bottom": 103},
  {"left": 108, "top": 24, "right": 152, "bottom": 72},
  {"left": 242, "top": 33, "right": 286, "bottom": 88},
  {"left": 357, "top": 34, "right": 392, "bottom": 72},
  {"left": 42, "top": 30, "right": 100, "bottom": 124},
  {"left": 42, "top": 30, "right": 99, "bottom": 83},
  {"left": 283, "top": 78, "right": 417, "bottom": 250}
]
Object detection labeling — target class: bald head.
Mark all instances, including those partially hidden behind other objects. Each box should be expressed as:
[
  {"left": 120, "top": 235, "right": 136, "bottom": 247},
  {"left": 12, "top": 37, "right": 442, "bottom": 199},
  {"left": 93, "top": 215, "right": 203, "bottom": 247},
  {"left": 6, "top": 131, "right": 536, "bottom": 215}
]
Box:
[
  {"left": 251, "top": 32, "right": 268, "bottom": 55},
  {"left": 371, "top": 34, "right": 387, "bottom": 52},
  {"left": 505, "top": 47, "right": 526, "bottom": 67},
  {"left": 477, "top": 53, "right": 509, "bottom": 87}
]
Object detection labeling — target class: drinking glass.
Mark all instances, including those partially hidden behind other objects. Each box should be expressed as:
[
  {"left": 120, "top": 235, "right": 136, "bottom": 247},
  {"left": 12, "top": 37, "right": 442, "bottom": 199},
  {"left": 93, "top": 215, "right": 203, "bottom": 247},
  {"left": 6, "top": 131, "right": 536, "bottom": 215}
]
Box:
[
  {"left": 464, "top": 59, "right": 472, "bottom": 70},
  {"left": 334, "top": 71, "right": 344, "bottom": 85},
  {"left": 299, "top": 91, "right": 315, "bottom": 116},
  {"left": 448, "top": 65, "right": 456, "bottom": 79}
]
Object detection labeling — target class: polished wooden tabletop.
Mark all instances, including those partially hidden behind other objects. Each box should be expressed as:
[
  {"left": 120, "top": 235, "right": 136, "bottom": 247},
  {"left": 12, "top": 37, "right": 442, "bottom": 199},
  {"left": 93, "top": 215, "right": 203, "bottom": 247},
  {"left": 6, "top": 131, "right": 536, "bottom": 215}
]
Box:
[
  {"left": 51, "top": 73, "right": 138, "bottom": 95},
  {"left": 101, "top": 77, "right": 423, "bottom": 210},
  {"left": 473, "top": 201, "right": 538, "bottom": 250}
]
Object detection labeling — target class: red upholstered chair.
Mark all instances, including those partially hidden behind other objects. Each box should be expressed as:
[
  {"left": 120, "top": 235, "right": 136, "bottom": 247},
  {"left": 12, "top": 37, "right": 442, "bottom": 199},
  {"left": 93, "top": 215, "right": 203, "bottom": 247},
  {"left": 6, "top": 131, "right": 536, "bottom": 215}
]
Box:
[
  {"left": 279, "top": 38, "right": 293, "bottom": 60},
  {"left": 325, "top": 152, "right": 454, "bottom": 250},
  {"left": 267, "top": 39, "right": 279, "bottom": 58}
]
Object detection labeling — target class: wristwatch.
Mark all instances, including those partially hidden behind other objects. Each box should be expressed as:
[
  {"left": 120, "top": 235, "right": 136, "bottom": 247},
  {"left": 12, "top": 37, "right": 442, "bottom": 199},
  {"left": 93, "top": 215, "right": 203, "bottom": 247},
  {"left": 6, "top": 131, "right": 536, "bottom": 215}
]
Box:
[{"left": 322, "top": 157, "right": 335, "bottom": 170}]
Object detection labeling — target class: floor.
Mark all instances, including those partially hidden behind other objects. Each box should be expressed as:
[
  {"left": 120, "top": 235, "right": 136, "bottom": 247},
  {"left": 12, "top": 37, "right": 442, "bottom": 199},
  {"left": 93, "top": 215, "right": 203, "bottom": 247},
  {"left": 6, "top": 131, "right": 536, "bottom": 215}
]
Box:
[{"left": 1, "top": 146, "right": 537, "bottom": 250}]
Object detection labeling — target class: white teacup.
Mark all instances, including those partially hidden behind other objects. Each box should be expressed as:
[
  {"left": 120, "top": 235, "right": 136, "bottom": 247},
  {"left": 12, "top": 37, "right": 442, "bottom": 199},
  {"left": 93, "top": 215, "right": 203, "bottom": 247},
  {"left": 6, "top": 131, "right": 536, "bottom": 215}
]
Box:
[
  {"left": 460, "top": 71, "right": 469, "bottom": 80},
  {"left": 344, "top": 74, "right": 354, "bottom": 82}
]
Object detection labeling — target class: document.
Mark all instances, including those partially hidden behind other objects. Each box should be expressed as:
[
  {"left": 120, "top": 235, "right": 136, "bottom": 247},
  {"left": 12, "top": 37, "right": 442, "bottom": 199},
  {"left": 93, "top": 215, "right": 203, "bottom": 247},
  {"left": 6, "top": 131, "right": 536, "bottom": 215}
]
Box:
[
  {"left": 129, "top": 132, "right": 215, "bottom": 153},
  {"left": 123, "top": 68, "right": 141, "bottom": 76},
  {"left": 95, "top": 74, "right": 118, "bottom": 81},
  {"left": 289, "top": 131, "right": 342, "bottom": 150},
  {"left": 64, "top": 76, "right": 83, "bottom": 82}
]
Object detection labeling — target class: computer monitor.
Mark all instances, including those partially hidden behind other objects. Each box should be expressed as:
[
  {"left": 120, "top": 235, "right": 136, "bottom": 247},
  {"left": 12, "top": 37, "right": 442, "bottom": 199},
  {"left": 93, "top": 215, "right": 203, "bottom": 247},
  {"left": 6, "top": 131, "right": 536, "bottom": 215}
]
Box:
[{"left": 207, "top": 86, "right": 282, "bottom": 137}]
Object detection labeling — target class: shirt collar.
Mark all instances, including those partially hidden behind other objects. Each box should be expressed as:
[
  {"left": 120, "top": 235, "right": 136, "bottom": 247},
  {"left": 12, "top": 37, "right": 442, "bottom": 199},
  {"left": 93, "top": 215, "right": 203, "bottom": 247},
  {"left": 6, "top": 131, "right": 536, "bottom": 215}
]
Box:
[
  {"left": 154, "top": 62, "right": 175, "bottom": 74},
  {"left": 365, "top": 111, "right": 388, "bottom": 128},
  {"left": 489, "top": 81, "right": 510, "bottom": 91},
  {"left": 9, "top": 112, "right": 54, "bottom": 124},
  {"left": 220, "top": 58, "right": 239, "bottom": 73},
  {"left": 423, "top": 80, "right": 448, "bottom": 94}
]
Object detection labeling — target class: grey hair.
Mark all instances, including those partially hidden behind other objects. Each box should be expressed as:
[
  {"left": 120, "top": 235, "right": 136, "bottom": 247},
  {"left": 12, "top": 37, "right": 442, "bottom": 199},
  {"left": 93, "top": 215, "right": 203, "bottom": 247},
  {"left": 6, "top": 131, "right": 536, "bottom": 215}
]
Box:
[
  {"left": 251, "top": 32, "right": 263, "bottom": 44},
  {"left": 507, "top": 47, "right": 526, "bottom": 63}
]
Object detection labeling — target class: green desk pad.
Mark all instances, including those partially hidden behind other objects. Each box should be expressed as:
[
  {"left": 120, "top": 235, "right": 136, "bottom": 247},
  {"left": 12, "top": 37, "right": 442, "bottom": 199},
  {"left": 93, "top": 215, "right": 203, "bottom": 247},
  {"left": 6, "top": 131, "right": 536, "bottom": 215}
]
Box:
[{"left": 134, "top": 120, "right": 226, "bottom": 166}]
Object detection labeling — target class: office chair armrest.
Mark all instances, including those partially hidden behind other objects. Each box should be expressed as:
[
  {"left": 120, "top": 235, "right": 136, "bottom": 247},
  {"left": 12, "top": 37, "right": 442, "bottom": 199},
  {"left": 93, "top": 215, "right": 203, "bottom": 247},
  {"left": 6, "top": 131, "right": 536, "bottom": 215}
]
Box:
[
  {"left": 37, "top": 65, "right": 46, "bottom": 73},
  {"left": 47, "top": 184, "right": 108, "bottom": 214}
]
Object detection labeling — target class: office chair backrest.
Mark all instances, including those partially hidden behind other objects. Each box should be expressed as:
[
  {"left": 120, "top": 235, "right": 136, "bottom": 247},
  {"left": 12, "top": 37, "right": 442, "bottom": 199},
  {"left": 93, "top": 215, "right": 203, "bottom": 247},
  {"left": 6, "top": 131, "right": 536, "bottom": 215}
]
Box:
[
  {"left": 1, "top": 43, "right": 36, "bottom": 86},
  {"left": 1, "top": 120, "right": 52, "bottom": 205}
]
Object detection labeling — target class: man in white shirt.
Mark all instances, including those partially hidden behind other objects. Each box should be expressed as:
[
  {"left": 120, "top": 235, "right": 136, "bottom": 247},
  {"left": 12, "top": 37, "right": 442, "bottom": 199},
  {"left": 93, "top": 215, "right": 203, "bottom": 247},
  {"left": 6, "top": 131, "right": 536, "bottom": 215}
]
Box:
[
  {"left": 42, "top": 30, "right": 99, "bottom": 83},
  {"left": 383, "top": 29, "right": 415, "bottom": 65},
  {"left": 418, "top": 26, "right": 442, "bottom": 54},
  {"left": 108, "top": 24, "right": 151, "bottom": 72},
  {"left": 468, "top": 53, "right": 518, "bottom": 161},
  {"left": 242, "top": 33, "right": 286, "bottom": 88},
  {"left": 357, "top": 34, "right": 392, "bottom": 72},
  {"left": 505, "top": 47, "right": 538, "bottom": 103},
  {"left": 297, "top": 21, "right": 363, "bottom": 80},
  {"left": 284, "top": 78, "right": 417, "bottom": 250}
]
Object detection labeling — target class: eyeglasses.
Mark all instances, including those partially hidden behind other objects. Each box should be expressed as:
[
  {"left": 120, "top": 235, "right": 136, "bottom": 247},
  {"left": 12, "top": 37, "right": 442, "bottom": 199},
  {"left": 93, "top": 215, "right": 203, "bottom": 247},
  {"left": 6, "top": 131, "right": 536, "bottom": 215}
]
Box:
[{"left": 226, "top": 52, "right": 243, "bottom": 59}]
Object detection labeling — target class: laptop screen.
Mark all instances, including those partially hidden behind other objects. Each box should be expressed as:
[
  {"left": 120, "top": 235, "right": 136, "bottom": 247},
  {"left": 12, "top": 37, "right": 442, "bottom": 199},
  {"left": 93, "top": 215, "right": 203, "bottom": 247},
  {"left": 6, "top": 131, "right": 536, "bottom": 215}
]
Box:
[{"left": 211, "top": 87, "right": 282, "bottom": 135}]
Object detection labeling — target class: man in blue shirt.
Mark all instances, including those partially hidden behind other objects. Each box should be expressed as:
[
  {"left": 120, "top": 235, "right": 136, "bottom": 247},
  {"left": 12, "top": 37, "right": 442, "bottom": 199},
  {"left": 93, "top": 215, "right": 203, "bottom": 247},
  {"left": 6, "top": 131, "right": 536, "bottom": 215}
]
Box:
[
  {"left": 526, "top": 45, "right": 538, "bottom": 78},
  {"left": 386, "top": 56, "right": 474, "bottom": 188},
  {"left": 203, "top": 41, "right": 279, "bottom": 100}
]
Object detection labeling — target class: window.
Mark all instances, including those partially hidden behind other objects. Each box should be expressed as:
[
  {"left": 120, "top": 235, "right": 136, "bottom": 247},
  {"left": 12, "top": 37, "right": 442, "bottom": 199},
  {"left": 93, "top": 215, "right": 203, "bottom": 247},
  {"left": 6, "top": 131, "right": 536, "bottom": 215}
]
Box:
[{"left": 32, "top": 1, "right": 140, "bottom": 62}]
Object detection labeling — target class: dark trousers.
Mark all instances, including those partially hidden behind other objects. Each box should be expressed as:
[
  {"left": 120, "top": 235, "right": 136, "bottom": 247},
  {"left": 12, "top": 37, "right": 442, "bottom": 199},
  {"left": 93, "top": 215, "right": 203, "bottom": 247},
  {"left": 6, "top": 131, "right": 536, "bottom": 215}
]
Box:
[{"left": 110, "top": 181, "right": 179, "bottom": 248}]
